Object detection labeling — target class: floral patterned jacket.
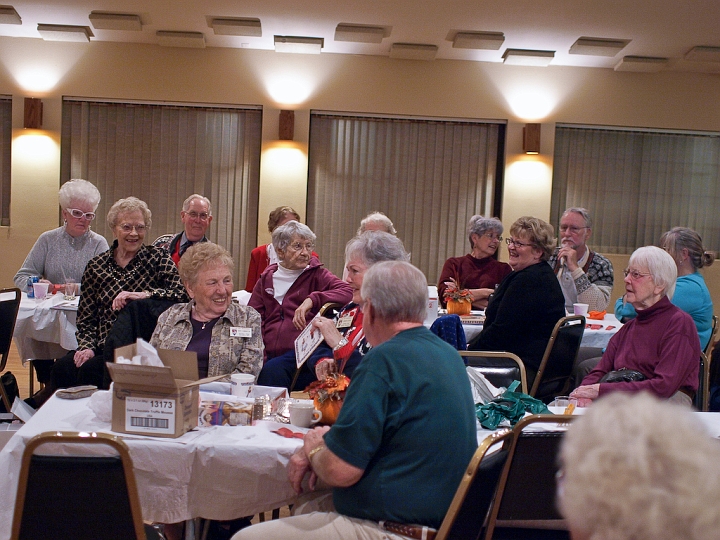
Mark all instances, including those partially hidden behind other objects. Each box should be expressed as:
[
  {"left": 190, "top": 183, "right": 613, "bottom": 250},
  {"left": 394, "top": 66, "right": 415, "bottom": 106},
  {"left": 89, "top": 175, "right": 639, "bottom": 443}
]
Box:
[{"left": 150, "top": 302, "right": 264, "bottom": 377}]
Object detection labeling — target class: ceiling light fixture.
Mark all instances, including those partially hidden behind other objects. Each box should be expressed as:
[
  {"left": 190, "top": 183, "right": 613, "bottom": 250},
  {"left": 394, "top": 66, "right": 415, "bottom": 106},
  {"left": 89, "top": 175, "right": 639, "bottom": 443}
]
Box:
[
  {"left": 157, "top": 31, "right": 206, "bottom": 48},
  {"left": 89, "top": 12, "right": 142, "bottom": 31},
  {"left": 274, "top": 35, "right": 324, "bottom": 54},
  {"left": 502, "top": 49, "right": 554, "bottom": 66},
  {"left": 569, "top": 37, "right": 630, "bottom": 57},
  {"left": 0, "top": 6, "right": 21, "bottom": 25},
  {"left": 614, "top": 55, "right": 668, "bottom": 72},
  {"left": 210, "top": 17, "right": 261, "bottom": 37},
  {"left": 452, "top": 31, "right": 505, "bottom": 50},
  {"left": 684, "top": 46, "right": 720, "bottom": 63},
  {"left": 334, "top": 24, "right": 387, "bottom": 43},
  {"left": 389, "top": 43, "right": 437, "bottom": 61},
  {"left": 37, "top": 24, "right": 93, "bottom": 42}
]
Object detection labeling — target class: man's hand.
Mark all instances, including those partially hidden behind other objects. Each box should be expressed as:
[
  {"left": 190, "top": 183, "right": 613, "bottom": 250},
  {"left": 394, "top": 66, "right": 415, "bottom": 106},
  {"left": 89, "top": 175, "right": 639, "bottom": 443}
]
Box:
[{"left": 557, "top": 245, "right": 580, "bottom": 272}]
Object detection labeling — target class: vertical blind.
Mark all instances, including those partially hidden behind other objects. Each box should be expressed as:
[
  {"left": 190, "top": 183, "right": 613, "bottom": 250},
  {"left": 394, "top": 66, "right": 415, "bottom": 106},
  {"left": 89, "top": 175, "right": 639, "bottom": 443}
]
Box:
[
  {"left": 307, "top": 112, "right": 505, "bottom": 283},
  {"left": 0, "top": 96, "right": 11, "bottom": 226},
  {"left": 552, "top": 125, "right": 720, "bottom": 254},
  {"left": 60, "top": 99, "right": 262, "bottom": 287}
]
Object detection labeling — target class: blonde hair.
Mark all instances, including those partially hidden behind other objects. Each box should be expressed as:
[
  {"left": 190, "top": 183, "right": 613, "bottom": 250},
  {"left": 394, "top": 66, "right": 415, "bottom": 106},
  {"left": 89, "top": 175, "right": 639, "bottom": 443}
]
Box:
[
  {"left": 179, "top": 242, "right": 234, "bottom": 286},
  {"left": 509, "top": 216, "right": 556, "bottom": 260}
]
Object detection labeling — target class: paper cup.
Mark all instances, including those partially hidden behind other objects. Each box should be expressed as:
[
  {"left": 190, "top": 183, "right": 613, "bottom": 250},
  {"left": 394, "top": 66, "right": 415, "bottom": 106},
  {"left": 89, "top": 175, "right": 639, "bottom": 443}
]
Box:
[
  {"left": 230, "top": 373, "right": 255, "bottom": 398},
  {"left": 573, "top": 303, "right": 589, "bottom": 316},
  {"left": 289, "top": 400, "right": 322, "bottom": 428},
  {"left": 32, "top": 282, "right": 49, "bottom": 299}
]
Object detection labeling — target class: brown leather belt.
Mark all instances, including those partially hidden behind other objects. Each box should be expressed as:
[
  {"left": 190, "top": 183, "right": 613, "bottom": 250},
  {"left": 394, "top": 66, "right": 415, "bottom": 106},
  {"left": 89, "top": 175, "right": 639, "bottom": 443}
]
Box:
[{"left": 380, "top": 521, "right": 437, "bottom": 540}]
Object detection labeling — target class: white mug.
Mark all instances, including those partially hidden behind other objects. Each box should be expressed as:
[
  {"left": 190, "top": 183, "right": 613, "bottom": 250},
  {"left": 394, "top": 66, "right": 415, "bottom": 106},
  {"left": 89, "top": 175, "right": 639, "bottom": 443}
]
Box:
[
  {"left": 289, "top": 400, "right": 322, "bottom": 428},
  {"left": 230, "top": 373, "right": 255, "bottom": 398}
]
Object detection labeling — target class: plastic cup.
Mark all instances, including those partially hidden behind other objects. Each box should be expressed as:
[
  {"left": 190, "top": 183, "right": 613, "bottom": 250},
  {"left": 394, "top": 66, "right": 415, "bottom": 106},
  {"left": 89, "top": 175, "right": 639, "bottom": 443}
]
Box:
[
  {"left": 573, "top": 303, "right": 589, "bottom": 316},
  {"left": 64, "top": 282, "right": 79, "bottom": 301},
  {"left": 32, "top": 282, "right": 49, "bottom": 299}
]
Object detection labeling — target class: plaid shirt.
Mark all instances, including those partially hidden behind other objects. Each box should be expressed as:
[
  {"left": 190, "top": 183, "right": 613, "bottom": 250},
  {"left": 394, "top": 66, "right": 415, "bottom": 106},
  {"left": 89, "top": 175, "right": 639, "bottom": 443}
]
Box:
[{"left": 76, "top": 241, "right": 189, "bottom": 352}]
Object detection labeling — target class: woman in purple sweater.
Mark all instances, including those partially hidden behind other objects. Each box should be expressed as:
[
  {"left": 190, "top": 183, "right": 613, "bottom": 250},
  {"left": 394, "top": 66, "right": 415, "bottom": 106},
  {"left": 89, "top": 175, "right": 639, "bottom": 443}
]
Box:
[{"left": 572, "top": 246, "right": 700, "bottom": 406}]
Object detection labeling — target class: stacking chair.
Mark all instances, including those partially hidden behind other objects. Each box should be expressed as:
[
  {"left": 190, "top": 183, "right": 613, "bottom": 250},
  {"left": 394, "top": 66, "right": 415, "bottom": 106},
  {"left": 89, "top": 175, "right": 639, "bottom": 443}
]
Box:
[
  {"left": 435, "top": 429, "right": 515, "bottom": 540},
  {"left": 0, "top": 288, "right": 21, "bottom": 411},
  {"left": 483, "top": 415, "right": 575, "bottom": 540},
  {"left": 696, "top": 353, "right": 709, "bottom": 411},
  {"left": 704, "top": 315, "right": 718, "bottom": 356},
  {"left": 461, "top": 351, "right": 528, "bottom": 394},
  {"left": 530, "top": 315, "right": 585, "bottom": 402},
  {"left": 11, "top": 431, "right": 152, "bottom": 540}
]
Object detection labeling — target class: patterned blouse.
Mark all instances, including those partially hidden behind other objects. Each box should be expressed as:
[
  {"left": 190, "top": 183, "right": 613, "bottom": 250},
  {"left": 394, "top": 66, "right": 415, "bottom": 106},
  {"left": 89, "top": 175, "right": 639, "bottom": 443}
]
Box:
[
  {"left": 76, "top": 241, "right": 188, "bottom": 352},
  {"left": 150, "top": 302, "right": 264, "bottom": 377}
]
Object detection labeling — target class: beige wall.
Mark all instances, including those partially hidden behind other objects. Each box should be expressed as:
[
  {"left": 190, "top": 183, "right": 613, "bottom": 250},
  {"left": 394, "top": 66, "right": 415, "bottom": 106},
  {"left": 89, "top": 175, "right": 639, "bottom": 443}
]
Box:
[{"left": 1, "top": 37, "right": 720, "bottom": 309}]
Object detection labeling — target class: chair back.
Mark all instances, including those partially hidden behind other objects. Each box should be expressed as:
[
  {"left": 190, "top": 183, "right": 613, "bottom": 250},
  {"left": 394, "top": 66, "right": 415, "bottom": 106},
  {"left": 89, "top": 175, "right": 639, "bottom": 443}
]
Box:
[
  {"left": 11, "top": 431, "right": 146, "bottom": 540},
  {"left": 696, "top": 353, "right": 708, "bottom": 411},
  {"left": 436, "top": 429, "right": 514, "bottom": 540},
  {"left": 483, "top": 415, "right": 575, "bottom": 539},
  {"left": 530, "top": 315, "right": 585, "bottom": 401},
  {"left": 461, "top": 351, "right": 528, "bottom": 394},
  {"left": 151, "top": 233, "right": 174, "bottom": 250},
  {"left": 704, "top": 315, "right": 718, "bottom": 356},
  {"left": 0, "top": 288, "right": 21, "bottom": 411}
]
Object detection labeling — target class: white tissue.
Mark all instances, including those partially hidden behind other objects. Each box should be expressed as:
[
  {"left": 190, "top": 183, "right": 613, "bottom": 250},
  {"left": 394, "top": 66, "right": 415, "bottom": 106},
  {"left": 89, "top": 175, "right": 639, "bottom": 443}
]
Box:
[
  {"left": 135, "top": 338, "right": 165, "bottom": 366},
  {"left": 88, "top": 386, "right": 113, "bottom": 423}
]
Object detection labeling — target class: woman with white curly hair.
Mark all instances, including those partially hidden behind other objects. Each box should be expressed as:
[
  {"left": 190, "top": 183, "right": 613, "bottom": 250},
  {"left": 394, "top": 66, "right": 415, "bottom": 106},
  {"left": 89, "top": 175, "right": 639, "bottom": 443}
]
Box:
[{"left": 559, "top": 392, "right": 720, "bottom": 540}]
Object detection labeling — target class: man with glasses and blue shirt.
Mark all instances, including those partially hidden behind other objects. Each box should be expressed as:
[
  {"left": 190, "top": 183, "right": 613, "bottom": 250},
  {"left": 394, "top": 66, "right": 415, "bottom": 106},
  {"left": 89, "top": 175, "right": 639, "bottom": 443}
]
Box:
[
  {"left": 167, "top": 194, "right": 213, "bottom": 265},
  {"left": 548, "top": 207, "right": 614, "bottom": 312}
]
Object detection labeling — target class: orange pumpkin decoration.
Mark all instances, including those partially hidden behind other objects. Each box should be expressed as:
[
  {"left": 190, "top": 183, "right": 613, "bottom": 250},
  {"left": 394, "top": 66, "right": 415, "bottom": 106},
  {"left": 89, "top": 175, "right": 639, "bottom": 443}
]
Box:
[
  {"left": 305, "top": 373, "right": 351, "bottom": 425},
  {"left": 446, "top": 298, "right": 472, "bottom": 315}
]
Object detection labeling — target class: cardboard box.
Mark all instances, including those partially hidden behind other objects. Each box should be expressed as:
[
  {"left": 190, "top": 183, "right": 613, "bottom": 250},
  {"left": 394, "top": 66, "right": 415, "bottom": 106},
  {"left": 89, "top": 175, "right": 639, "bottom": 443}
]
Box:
[
  {"left": 107, "top": 344, "right": 221, "bottom": 438},
  {"left": 198, "top": 384, "right": 288, "bottom": 427}
]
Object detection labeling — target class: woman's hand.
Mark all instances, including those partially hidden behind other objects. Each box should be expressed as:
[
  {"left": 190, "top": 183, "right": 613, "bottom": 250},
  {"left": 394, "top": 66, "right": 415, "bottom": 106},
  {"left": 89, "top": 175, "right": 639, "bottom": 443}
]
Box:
[
  {"left": 74, "top": 349, "right": 95, "bottom": 367},
  {"left": 470, "top": 288, "right": 493, "bottom": 309},
  {"left": 311, "top": 316, "right": 344, "bottom": 349},
  {"left": 315, "top": 359, "right": 337, "bottom": 380},
  {"left": 293, "top": 298, "right": 314, "bottom": 330},
  {"left": 112, "top": 291, "right": 149, "bottom": 311},
  {"left": 570, "top": 384, "right": 599, "bottom": 401}
]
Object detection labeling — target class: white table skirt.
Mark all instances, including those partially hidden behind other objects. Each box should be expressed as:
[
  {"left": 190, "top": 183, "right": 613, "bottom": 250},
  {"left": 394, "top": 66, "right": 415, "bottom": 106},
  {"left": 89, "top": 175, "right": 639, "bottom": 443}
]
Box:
[
  {"left": 13, "top": 292, "right": 78, "bottom": 362},
  {"left": 0, "top": 394, "right": 304, "bottom": 538}
]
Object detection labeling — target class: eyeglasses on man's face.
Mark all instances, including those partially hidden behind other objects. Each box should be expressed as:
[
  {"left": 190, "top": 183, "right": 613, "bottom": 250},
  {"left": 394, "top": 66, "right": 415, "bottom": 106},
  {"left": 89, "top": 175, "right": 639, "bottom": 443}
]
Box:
[
  {"left": 623, "top": 268, "right": 651, "bottom": 280},
  {"left": 505, "top": 237, "right": 534, "bottom": 248},
  {"left": 118, "top": 223, "right": 147, "bottom": 233},
  {"left": 559, "top": 225, "right": 588, "bottom": 234},
  {"left": 184, "top": 211, "right": 210, "bottom": 221},
  {"left": 67, "top": 208, "right": 96, "bottom": 221}
]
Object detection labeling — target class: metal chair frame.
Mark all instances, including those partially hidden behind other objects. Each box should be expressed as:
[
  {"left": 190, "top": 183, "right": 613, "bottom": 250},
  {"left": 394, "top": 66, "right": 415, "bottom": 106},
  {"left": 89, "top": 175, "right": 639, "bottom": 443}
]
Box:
[
  {"left": 461, "top": 351, "right": 528, "bottom": 394},
  {"left": 530, "top": 315, "right": 585, "bottom": 399}
]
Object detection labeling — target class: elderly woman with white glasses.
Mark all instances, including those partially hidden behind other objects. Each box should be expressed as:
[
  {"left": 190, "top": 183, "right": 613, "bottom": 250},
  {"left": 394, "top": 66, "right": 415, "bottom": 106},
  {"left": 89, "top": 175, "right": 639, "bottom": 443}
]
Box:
[
  {"left": 14, "top": 179, "right": 109, "bottom": 292},
  {"left": 249, "top": 221, "right": 352, "bottom": 362},
  {"left": 572, "top": 246, "right": 700, "bottom": 406},
  {"left": 437, "top": 215, "right": 511, "bottom": 309}
]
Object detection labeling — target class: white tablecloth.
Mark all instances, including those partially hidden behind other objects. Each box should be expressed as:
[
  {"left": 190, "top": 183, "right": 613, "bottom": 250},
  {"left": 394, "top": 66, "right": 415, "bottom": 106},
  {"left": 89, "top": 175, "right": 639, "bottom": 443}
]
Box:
[
  {"left": 0, "top": 395, "right": 304, "bottom": 538},
  {"left": 13, "top": 292, "right": 78, "bottom": 362}
]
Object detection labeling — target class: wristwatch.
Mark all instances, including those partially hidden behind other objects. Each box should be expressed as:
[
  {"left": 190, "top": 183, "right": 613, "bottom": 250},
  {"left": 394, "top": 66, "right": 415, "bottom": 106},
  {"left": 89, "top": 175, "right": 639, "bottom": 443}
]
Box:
[{"left": 333, "top": 337, "right": 349, "bottom": 351}]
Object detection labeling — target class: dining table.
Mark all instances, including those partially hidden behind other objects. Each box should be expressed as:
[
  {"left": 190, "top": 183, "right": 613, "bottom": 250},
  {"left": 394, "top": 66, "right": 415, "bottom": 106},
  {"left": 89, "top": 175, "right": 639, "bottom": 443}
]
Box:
[{"left": 13, "top": 291, "right": 78, "bottom": 362}]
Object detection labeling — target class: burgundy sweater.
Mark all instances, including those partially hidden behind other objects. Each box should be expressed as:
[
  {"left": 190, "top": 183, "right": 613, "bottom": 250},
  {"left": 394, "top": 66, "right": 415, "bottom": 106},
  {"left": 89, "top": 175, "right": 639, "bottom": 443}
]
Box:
[{"left": 437, "top": 254, "right": 511, "bottom": 307}]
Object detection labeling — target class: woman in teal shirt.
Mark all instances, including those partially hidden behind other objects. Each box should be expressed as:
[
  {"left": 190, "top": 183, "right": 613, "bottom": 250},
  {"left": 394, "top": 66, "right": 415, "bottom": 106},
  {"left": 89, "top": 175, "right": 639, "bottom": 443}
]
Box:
[{"left": 615, "top": 227, "right": 714, "bottom": 350}]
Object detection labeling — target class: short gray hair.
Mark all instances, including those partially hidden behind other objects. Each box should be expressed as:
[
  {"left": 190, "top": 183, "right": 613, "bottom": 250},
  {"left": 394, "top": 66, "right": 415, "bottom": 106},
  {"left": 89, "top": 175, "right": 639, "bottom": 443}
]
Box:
[
  {"left": 660, "top": 227, "right": 715, "bottom": 270},
  {"left": 182, "top": 194, "right": 212, "bottom": 215},
  {"left": 179, "top": 242, "right": 233, "bottom": 286},
  {"left": 58, "top": 179, "right": 101, "bottom": 210},
  {"left": 345, "top": 231, "right": 409, "bottom": 267},
  {"left": 562, "top": 207, "right": 592, "bottom": 229},
  {"left": 360, "top": 261, "right": 427, "bottom": 324},
  {"left": 467, "top": 215, "right": 503, "bottom": 246},
  {"left": 107, "top": 197, "right": 152, "bottom": 230},
  {"left": 629, "top": 246, "right": 677, "bottom": 299},
  {"left": 272, "top": 220, "right": 316, "bottom": 252},
  {"left": 357, "top": 212, "right": 397, "bottom": 235},
  {"left": 560, "top": 392, "right": 720, "bottom": 540}
]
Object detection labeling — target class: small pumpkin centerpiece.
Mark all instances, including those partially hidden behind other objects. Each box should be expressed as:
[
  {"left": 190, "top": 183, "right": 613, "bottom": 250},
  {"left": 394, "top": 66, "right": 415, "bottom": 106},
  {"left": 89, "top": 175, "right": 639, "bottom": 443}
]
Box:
[
  {"left": 305, "top": 373, "right": 351, "bottom": 425},
  {"left": 443, "top": 277, "right": 473, "bottom": 316}
]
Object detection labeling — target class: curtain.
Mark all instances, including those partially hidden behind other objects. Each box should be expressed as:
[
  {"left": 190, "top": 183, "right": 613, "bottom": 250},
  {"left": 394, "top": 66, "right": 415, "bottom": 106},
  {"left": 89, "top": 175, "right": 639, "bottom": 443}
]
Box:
[
  {"left": 60, "top": 99, "right": 262, "bottom": 287},
  {"left": 552, "top": 125, "right": 720, "bottom": 254},
  {"left": 0, "top": 96, "right": 10, "bottom": 226},
  {"left": 307, "top": 112, "right": 505, "bottom": 283}
]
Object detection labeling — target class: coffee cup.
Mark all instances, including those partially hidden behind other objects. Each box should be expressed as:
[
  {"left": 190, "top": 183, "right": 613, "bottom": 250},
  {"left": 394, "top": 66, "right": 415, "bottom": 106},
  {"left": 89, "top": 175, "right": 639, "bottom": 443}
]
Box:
[
  {"left": 230, "top": 373, "right": 255, "bottom": 398},
  {"left": 32, "top": 282, "right": 49, "bottom": 299},
  {"left": 573, "top": 303, "right": 589, "bottom": 316},
  {"left": 289, "top": 400, "right": 322, "bottom": 428}
]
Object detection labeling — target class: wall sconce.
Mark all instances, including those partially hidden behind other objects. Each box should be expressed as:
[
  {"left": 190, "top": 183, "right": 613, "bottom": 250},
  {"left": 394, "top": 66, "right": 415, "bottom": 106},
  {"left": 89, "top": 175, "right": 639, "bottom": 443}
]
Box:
[
  {"left": 279, "top": 110, "right": 294, "bottom": 140},
  {"left": 24, "top": 98, "right": 43, "bottom": 129},
  {"left": 523, "top": 123, "right": 540, "bottom": 154}
]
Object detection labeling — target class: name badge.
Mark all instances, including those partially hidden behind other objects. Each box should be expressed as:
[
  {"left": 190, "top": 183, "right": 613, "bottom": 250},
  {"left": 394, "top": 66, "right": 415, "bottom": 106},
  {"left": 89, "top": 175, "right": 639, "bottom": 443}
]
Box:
[
  {"left": 336, "top": 316, "right": 353, "bottom": 329},
  {"left": 230, "top": 327, "right": 252, "bottom": 338}
]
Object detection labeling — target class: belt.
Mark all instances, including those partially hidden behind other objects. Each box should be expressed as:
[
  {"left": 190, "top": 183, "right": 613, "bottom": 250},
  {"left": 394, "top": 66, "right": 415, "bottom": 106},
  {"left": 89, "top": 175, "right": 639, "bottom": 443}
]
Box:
[{"left": 380, "top": 521, "right": 437, "bottom": 540}]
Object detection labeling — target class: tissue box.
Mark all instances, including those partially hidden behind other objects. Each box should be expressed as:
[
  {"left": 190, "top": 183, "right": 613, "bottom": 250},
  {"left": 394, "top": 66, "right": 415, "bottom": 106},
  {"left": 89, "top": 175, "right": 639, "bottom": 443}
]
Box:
[{"left": 107, "top": 344, "right": 222, "bottom": 438}]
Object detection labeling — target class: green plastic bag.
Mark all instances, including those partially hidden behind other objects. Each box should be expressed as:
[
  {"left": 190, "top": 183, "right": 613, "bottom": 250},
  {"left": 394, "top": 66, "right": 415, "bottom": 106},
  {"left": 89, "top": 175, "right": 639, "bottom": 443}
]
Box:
[{"left": 475, "top": 381, "right": 550, "bottom": 430}]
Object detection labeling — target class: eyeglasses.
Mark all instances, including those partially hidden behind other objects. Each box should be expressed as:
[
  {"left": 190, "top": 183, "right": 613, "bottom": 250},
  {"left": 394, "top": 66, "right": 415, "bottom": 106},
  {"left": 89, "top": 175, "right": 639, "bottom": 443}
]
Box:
[
  {"left": 559, "top": 225, "right": 588, "bottom": 234},
  {"left": 118, "top": 223, "right": 147, "bottom": 233},
  {"left": 623, "top": 268, "right": 651, "bottom": 280},
  {"left": 66, "top": 208, "right": 96, "bottom": 220},
  {"left": 483, "top": 233, "right": 503, "bottom": 242},
  {"left": 288, "top": 242, "right": 315, "bottom": 252},
  {"left": 505, "top": 237, "right": 534, "bottom": 248},
  {"left": 185, "top": 211, "right": 210, "bottom": 221}
]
